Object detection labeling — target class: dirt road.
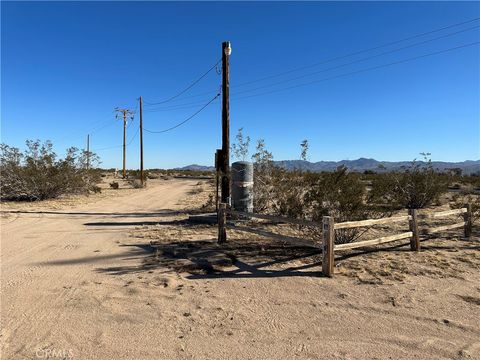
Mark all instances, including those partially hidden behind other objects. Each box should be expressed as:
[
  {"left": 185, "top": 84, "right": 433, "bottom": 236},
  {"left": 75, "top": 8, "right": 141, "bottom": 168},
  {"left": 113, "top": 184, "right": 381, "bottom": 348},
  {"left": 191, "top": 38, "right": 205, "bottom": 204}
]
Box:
[
  {"left": 1, "top": 179, "right": 198, "bottom": 359},
  {"left": 1, "top": 179, "right": 479, "bottom": 359}
]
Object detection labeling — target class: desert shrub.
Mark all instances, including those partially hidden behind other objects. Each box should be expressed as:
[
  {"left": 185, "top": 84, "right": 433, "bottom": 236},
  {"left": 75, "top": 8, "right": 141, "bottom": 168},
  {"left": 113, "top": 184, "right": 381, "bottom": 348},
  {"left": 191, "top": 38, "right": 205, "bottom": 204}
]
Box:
[
  {"left": 109, "top": 181, "right": 119, "bottom": 189},
  {"left": 460, "top": 175, "right": 480, "bottom": 189},
  {"left": 251, "top": 139, "right": 276, "bottom": 212},
  {"left": 369, "top": 154, "right": 448, "bottom": 209},
  {"left": 147, "top": 172, "right": 159, "bottom": 179},
  {"left": 0, "top": 140, "right": 100, "bottom": 201},
  {"left": 249, "top": 139, "right": 385, "bottom": 243},
  {"left": 304, "top": 167, "right": 378, "bottom": 243},
  {"left": 128, "top": 179, "right": 144, "bottom": 189},
  {"left": 126, "top": 170, "right": 147, "bottom": 188},
  {"left": 127, "top": 169, "right": 148, "bottom": 182},
  {"left": 270, "top": 169, "right": 311, "bottom": 220}
]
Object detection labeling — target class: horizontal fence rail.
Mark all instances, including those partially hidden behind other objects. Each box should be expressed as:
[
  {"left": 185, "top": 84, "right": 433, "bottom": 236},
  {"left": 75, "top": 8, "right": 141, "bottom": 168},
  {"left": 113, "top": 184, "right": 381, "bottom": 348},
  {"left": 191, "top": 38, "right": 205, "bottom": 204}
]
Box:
[
  {"left": 229, "top": 209, "right": 320, "bottom": 228},
  {"left": 334, "top": 232, "right": 413, "bottom": 251},
  {"left": 419, "top": 208, "right": 467, "bottom": 219},
  {"left": 424, "top": 221, "right": 466, "bottom": 234},
  {"left": 334, "top": 215, "right": 412, "bottom": 230}
]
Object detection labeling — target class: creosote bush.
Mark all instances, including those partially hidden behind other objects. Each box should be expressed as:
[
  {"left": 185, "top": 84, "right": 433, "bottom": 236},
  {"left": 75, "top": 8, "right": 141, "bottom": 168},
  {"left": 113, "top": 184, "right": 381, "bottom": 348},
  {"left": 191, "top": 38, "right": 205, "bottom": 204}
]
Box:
[
  {"left": 1, "top": 140, "right": 101, "bottom": 201},
  {"left": 369, "top": 154, "right": 449, "bottom": 209}
]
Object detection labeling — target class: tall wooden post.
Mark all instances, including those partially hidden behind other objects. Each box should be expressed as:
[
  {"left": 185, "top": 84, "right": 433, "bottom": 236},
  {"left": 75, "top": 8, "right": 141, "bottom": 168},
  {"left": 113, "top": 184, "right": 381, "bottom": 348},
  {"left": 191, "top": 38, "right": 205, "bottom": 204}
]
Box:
[
  {"left": 322, "top": 216, "right": 335, "bottom": 277},
  {"left": 86, "top": 134, "right": 90, "bottom": 170},
  {"left": 408, "top": 209, "right": 420, "bottom": 251},
  {"left": 464, "top": 203, "right": 472, "bottom": 238},
  {"left": 139, "top": 96, "right": 144, "bottom": 186},
  {"left": 220, "top": 41, "right": 231, "bottom": 205},
  {"left": 122, "top": 113, "right": 127, "bottom": 179},
  {"left": 218, "top": 203, "right": 227, "bottom": 244}
]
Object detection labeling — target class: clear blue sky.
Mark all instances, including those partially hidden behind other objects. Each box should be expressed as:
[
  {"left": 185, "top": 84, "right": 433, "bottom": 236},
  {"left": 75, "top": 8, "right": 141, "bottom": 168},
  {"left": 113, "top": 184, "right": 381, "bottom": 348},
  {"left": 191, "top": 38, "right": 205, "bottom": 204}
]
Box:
[{"left": 2, "top": 1, "right": 479, "bottom": 169}]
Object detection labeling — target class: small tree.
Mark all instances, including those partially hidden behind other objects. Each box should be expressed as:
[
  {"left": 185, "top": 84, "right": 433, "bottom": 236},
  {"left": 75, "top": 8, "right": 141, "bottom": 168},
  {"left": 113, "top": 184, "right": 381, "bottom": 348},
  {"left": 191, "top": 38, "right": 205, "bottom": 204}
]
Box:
[
  {"left": 251, "top": 139, "right": 274, "bottom": 212},
  {"left": 300, "top": 139, "right": 309, "bottom": 161},
  {"left": 231, "top": 127, "right": 250, "bottom": 161}
]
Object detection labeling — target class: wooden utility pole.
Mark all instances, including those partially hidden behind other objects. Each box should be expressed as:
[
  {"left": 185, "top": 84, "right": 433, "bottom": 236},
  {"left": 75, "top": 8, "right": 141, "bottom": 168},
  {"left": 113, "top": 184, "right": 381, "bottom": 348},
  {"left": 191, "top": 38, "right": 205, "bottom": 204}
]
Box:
[
  {"left": 139, "top": 96, "right": 144, "bottom": 186},
  {"left": 86, "top": 134, "right": 90, "bottom": 170},
  {"left": 220, "top": 41, "right": 231, "bottom": 204},
  {"left": 115, "top": 108, "right": 134, "bottom": 179}
]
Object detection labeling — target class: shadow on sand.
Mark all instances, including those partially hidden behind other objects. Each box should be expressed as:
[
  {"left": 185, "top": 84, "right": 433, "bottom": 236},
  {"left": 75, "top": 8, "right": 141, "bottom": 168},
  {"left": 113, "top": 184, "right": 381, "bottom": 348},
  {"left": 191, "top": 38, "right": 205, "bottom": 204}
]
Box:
[
  {"left": 38, "top": 221, "right": 479, "bottom": 280},
  {"left": 2, "top": 209, "right": 183, "bottom": 218}
]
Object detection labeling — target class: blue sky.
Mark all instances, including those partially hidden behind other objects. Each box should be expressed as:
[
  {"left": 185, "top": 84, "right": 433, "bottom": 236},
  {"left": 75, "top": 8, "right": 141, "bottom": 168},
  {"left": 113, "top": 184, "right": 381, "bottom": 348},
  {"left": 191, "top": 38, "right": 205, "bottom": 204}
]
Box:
[{"left": 2, "top": 1, "right": 479, "bottom": 169}]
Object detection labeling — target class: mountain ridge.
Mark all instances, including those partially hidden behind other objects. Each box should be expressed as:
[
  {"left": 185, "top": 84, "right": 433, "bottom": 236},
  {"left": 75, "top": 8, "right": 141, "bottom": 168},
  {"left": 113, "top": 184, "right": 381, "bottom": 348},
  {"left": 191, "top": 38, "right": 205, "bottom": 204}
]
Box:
[{"left": 176, "top": 158, "right": 480, "bottom": 174}]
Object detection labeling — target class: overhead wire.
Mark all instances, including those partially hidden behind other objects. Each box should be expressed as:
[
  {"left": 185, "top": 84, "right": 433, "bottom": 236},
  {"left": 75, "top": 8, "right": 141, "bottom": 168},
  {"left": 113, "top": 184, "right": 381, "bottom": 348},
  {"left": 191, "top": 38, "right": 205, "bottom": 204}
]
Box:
[
  {"left": 143, "top": 59, "right": 221, "bottom": 105},
  {"left": 231, "top": 25, "right": 480, "bottom": 97},
  {"left": 232, "top": 16, "right": 480, "bottom": 89},
  {"left": 230, "top": 41, "right": 480, "bottom": 101},
  {"left": 90, "top": 118, "right": 140, "bottom": 152},
  {"left": 143, "top": 94, "right": 220, "bottom": 112},
  {"left": 138, "top": 17, "right": 480, "bottom": 107},
  {"left": 144, "top": 92, "right": 221, "bottom": 134}
]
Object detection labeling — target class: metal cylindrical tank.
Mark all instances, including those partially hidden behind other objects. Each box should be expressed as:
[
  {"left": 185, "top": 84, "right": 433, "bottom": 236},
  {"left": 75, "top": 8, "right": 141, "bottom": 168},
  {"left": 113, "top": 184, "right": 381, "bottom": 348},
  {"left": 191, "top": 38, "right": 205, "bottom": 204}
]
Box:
[{"left": 231, "top": 161, "right": 254, "bottom": 213}]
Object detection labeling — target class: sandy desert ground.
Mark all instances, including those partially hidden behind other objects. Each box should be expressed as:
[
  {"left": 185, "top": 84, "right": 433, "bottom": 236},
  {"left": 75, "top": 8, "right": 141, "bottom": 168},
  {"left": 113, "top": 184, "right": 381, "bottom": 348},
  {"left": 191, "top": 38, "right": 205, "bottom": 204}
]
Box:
[{"left": 1, "top": 177, "right": 479, "bottom": 360}]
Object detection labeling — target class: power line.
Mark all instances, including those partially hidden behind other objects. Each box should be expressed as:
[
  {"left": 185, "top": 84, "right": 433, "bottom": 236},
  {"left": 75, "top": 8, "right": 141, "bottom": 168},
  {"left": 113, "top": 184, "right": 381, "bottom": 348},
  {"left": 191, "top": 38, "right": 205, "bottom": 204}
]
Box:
[
  {"left": 144, "top": 93, "right": 220, "bottom": 134},
  {"left": 138, "top": 17, "right": 480, "bottom": 106},
  {"left": 143, "top": 59, "right": 221, "bottom": 105},
  {"left": 127, "top": 126, "right": 140, "bottom": 145},
  {"left": 90, "top": 119, "right": 118, "bottom": 134},
  {"left": 233, "top": 16, "right": 480, "bottom": 89},
  {"left": 143, "top": 94, "right": 220, "bottom": 112},
  {"left": 231, "top": 25, "right": 480, "bottom": 97},
  {"left": 90, "top": 126, "right": 139, "bottom": 152},
  {"left": 230, "top": 41, "right": 480, "bottom": 101}
]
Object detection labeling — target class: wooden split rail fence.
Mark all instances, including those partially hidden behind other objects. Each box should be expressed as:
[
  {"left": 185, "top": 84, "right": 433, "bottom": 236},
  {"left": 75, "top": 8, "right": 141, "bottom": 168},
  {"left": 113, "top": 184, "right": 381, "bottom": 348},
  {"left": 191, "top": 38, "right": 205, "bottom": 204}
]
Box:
[{"left": 217, "top": 203, "right": 473, "bottom": 277}]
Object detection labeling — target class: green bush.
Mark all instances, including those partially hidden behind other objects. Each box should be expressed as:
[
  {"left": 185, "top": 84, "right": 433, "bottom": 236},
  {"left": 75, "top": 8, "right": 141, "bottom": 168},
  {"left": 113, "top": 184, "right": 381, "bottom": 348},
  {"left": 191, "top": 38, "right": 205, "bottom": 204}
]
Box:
[
  {"left": 369, "top": 155, "right": 448, "bottom": 209},
  {"left": 304, "top": 167, "right": 381, "bottom": 243},
  {"left": 1, "top": 140, "right": 101, "bottom": 201},
  {"left": 271, "top": 169, "right": 309, "bottom": 219}
]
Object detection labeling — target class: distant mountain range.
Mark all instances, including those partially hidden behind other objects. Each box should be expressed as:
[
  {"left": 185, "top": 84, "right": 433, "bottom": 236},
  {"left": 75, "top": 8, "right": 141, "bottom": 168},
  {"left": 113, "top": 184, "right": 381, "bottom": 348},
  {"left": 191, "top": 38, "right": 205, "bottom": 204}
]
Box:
[{"left": 176, "top": 158, "right": 480, "bottom": 175}]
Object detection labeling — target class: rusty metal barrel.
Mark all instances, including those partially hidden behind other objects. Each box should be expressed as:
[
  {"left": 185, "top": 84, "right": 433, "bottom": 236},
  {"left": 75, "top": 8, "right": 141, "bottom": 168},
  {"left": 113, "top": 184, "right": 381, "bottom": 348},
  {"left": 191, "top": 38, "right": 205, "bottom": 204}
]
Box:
[{"left": 231, "top": 161, "right": 253, "bottom": 213}]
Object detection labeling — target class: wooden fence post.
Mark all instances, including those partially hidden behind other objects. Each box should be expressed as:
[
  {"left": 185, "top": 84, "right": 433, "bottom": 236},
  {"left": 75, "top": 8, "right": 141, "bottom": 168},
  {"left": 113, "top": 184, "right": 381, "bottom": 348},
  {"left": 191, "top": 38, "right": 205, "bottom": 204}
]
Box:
[
  {"left": 322, "top": 216, "right": 335, "bottom": 277},
  {"left": 464, "top": 204, "right": 472, "bottom": 238},
  {"left": 218, "top": 203, "right": 227, "bottom": 244},
  {"left": 408, "top": 209, "right": 420, "bottom": 251}
]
